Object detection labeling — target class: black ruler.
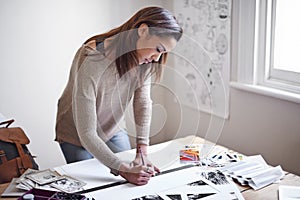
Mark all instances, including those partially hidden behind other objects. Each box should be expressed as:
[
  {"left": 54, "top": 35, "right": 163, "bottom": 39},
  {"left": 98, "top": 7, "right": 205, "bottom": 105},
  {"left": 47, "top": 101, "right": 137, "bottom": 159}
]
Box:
[{"left": 77, "top": 164, "right": 196, "bottom": 194}]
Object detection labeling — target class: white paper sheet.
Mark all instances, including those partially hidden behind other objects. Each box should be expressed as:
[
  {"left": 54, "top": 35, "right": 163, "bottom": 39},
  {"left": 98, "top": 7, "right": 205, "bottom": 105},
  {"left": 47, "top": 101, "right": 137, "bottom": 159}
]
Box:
[
  {"left": 54, "top": 158, "right": 124, "bottom": 190},
  {"left": 83, "top": 167, "right": 244, "bottom": 200},
  {"left": 1, "top": 178, "right": 25, "bottom": 197},
  {"left": 279, "top": 185, "right": 300, "bottom": 200}
]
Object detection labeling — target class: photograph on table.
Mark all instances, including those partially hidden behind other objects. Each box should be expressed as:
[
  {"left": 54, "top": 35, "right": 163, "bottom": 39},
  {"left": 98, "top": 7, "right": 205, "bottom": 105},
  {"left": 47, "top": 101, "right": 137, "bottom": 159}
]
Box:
[
  {"left": 26, "top": 169, "right": 63, "bottom": 185},
  {"left": 50, "top": 175, "right": 86, "bottom": 193}
]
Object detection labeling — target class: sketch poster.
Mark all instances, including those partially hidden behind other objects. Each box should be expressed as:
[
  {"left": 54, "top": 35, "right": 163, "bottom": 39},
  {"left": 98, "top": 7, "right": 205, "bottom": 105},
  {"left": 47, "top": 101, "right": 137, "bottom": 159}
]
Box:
[{"left": 173, "top": 0, "right": 231, "bottom": 118}]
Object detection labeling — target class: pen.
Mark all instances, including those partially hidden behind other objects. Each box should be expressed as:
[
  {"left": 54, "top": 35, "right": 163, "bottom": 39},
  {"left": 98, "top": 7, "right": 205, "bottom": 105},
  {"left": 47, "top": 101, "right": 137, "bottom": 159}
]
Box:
[{"left": 139, "top": 147, "right": 145, "bottom": 165}]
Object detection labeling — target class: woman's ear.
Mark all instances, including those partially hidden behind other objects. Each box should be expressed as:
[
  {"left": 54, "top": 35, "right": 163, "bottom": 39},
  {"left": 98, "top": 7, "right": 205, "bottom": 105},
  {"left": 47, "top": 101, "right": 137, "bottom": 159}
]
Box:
[{"left": 138, "top": 23, "right": 149, "bottom": 38}]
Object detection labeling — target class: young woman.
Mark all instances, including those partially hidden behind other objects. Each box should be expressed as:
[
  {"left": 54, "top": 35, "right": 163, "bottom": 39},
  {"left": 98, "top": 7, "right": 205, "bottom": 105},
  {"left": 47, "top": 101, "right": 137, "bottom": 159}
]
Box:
[{"left": 55, "top": 6, "right": 182, "bottom": 185}]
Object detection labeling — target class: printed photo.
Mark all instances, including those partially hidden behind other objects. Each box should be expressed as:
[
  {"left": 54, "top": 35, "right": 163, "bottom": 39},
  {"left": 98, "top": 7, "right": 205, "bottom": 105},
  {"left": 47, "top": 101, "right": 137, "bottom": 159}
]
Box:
[
  {"left": 166, "top": 194, "right": 182, "bottom": 200},
  {"left": 26, "top": 169, "right": 63, "bottom": 185},
  {"left": 201, "top": 170, "right": 229, "bottom": 185},
  {"left": 50, "top": 176, "right": 86, "bottom": 193},
  {"left": 188, "top": 180, "right": 208, "bottom": 186},
  {"left": 132, "top": 194, "right": 164, "bottom": 200},
  {"left": 187, "top": 193, "right": 215, "bottom": 200},
  {"left": 16, "top": 168, "right": 39, "bottom": 184}
]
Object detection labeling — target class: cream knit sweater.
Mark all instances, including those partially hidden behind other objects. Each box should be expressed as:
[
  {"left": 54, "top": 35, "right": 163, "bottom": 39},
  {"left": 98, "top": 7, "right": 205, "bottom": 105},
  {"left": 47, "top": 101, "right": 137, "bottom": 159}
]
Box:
[{"left": 55, "top": 44, "right": 152, "bottom": 171}]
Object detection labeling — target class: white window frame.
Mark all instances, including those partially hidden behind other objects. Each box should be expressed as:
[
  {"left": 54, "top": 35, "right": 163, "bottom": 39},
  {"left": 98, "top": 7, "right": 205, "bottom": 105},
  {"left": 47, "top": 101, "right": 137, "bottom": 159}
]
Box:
[
  {"left": 257, "top": 0, "right": 300, "bottom": 93},
  {"left": 231, "top": 0, "right": 300, "bottom": 104}
]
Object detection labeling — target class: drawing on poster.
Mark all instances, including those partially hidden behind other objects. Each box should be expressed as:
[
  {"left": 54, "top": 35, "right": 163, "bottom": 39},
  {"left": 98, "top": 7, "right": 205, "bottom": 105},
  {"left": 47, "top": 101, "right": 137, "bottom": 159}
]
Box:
[
  {"left": 173, "top": 0, "right": 231, "bottom": 118},
  {"left": 132, "top": 178, "right": 218, "bottom": 200},
  {"left": 130, "top": 168, "right": 243, "bottom": 200}
]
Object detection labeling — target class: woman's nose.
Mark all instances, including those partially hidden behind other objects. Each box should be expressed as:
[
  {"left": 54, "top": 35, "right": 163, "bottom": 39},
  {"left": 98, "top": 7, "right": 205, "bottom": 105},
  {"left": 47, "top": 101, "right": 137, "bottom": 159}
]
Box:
[{"left": 152, "top": 53, "right": 162, "bottom": 62}]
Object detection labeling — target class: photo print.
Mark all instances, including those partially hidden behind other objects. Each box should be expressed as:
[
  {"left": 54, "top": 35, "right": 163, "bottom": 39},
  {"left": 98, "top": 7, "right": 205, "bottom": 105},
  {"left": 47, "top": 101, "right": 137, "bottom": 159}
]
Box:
[
  {"left": 188, "top": 180, "right": 208, "bottom": 186},
  {"left": 157, "top": 178, "right": 218, "bottom": 200},
  {"left": 132, "top": 194, "right": 164, "bottom": 200},
  {"left": 50, "top": 175, "right": 86, "bottom": 193},
  {"left": 201, "top": 170, "right": 229, "bottom": 185},
  {"left": 166, "top": 194, "right": 182, "bottom": 200},
  {"left": 26, "top": 169, "right": 63, "bottom": 185},
  {"left": 187, "top": 193, "right": 215, "bottom": 200}
]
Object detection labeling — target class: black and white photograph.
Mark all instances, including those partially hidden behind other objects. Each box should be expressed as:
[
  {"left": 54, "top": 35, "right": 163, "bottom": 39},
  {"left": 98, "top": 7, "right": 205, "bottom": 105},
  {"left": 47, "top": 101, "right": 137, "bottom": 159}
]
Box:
[
  {"left": 201, "top": 170, "right": 229, "bottom": 185},
  {"left": 26, "top": 170, "right": 63, "bottom": 185},
  {"left": 50, "top": 175, "right": 86, "bottom": 193},
  {"left": 132, "top": 194, "right": 164, "bottom": 200},
  {"left": 16, "top": 168, "right": 39, "bottom": 184},
  {"left": 166, "top": 194, "right": 182, "bottom": 200},
  {"left": 188, "top": 180, "right": 208, "bottom": 186},
  {"left": 187, "top": 193, "right": 215, "bottom": 200},
  {"left": 157, "top": 178, "right": 219, "bottom": 200}
]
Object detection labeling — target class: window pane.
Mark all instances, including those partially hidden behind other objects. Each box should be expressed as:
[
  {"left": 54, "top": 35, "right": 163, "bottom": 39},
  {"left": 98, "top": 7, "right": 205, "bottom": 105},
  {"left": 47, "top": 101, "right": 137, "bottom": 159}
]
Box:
[{"left": 273, "top": 0, "right": 300, "bottom": 73}]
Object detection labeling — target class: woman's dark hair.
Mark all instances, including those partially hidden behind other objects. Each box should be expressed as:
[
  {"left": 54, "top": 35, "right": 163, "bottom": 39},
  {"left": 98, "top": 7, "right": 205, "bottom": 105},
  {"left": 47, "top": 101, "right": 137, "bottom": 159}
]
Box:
[{"left": 85, "top": 6, "right": 183, "bottom": 81}]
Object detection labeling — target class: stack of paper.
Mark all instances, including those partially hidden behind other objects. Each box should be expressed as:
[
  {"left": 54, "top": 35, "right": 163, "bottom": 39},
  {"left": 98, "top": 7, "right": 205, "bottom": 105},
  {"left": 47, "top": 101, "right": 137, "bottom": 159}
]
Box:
[
  {"left": 3, "top": 168, "right": 86, "bottom": 196},
  {"left": 220, "top": 155, "right": 285, "bottom": 190}
]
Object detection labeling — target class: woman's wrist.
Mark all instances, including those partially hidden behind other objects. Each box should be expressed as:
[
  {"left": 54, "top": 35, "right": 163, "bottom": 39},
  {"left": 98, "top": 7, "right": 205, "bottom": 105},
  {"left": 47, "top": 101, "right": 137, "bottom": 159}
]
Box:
[
  {"left": 110, "top": 163, "right": 128, "bottom": 176},
  {"left": 118, "top": 163, "right": 129, "bottom": 177},
  {"left": 136, "top": 144, "right": 148, "bottom": 156}
]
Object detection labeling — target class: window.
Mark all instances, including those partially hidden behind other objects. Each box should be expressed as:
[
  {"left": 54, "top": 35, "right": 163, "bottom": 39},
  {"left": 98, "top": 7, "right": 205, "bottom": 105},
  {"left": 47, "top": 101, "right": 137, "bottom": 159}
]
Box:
[
  {"left": 256, "top": 0, "right": 300, "bottom": 94},
  {"left": 231, "top": 0, "right": 300, "bottom": 103}
]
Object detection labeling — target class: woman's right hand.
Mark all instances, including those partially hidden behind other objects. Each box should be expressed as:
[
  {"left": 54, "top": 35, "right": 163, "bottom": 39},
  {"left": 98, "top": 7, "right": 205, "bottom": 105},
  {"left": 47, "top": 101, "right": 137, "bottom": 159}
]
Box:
[{"left": 118, "top": 163, "right": 153, "bottom": 186}]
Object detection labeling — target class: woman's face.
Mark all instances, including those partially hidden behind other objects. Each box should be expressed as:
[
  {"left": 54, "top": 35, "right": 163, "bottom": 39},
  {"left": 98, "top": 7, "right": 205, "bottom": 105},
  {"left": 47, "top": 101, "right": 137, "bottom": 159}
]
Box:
[{"left": 136, "top": 24, "right": 177, "bottom": 65}]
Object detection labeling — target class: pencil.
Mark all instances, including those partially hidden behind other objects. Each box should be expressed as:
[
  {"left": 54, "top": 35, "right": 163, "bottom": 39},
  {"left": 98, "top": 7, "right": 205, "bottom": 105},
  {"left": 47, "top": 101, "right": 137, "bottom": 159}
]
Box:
[{"left": 139, "top": 147, "right": 145, "bottom": 165}]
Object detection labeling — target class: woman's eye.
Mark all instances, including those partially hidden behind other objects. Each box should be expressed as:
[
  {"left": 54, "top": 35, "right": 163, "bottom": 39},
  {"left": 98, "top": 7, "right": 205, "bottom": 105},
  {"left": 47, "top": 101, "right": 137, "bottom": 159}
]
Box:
[{"left": 156, "top": 47, "right": 162, "bottom": 53}]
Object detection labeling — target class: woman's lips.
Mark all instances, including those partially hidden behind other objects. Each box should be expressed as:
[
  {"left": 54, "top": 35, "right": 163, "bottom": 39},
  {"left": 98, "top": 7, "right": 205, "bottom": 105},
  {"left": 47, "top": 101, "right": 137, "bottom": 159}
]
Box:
[
  {"left": 144, "top": 59, "right": 152, "bottom": 64},
  {"left": 139, "top": 58, "right": 153, "bottom": 65}
]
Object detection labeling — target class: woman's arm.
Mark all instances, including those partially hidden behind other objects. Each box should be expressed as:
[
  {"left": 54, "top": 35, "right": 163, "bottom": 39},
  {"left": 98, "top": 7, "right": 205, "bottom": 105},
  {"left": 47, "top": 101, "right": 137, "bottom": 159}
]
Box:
[
  {"left": 72, "top": 54, "right": 121, "bottom": 171},
  {"left": 133, "top": 78, "right": 160, "bottom": 173},
  {"left": 133, "top": 79, "right": 152, "bottom": 147}
]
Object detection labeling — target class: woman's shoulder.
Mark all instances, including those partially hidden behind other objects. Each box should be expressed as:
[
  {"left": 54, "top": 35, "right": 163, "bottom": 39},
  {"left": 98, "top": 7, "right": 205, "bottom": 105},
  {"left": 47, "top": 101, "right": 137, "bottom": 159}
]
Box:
[
  {"left": 77, "top": 43, "right": 115, "bottom": 73},
  {"left": 81, "top": 38, "right": 106, "bottom": 57},
  {"left": 85, "top": 40, "right": 97, "bottom": 50}
]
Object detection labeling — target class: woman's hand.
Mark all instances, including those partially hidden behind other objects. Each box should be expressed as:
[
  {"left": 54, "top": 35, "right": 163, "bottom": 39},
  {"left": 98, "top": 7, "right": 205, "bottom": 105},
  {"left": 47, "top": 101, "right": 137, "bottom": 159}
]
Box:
[
  {"left": 118, "top": 163, "right": 152, "bottom": 186},
  {"left": 131, "top": 153, "right": 160, "bottom": 176},
  {"left": 133, "top": 144, "right": 160, "bottom": 176}
]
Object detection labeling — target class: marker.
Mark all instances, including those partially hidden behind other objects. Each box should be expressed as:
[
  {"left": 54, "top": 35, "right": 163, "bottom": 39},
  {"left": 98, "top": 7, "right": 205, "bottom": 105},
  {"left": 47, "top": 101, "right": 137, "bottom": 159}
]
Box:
[{"left": 226, "top": 153, "right": 233, "bottom": 159}]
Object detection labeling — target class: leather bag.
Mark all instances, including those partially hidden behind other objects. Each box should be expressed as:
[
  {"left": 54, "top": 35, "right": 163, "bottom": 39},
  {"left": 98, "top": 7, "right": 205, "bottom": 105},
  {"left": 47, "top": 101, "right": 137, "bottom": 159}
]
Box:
[{"left": 0, "top": 119, "right": 39, "bottom": 184}]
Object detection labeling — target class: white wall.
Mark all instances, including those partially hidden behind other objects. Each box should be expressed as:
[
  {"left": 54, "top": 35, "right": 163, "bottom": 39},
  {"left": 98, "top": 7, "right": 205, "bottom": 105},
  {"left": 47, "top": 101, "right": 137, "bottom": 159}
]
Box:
[{"left": 0, "top": 0, "right": 163, "bottom": 169}]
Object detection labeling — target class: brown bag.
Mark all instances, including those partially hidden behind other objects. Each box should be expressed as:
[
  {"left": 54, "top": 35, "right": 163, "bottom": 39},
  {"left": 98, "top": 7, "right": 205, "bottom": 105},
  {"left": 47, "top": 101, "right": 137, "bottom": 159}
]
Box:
[{"left": 0, "top": 119, "right": 39, "bottom": 183}]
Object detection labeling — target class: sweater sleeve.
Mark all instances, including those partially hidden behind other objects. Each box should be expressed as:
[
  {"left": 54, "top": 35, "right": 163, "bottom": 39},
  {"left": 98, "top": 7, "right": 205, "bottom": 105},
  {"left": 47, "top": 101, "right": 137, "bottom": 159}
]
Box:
[
  {"left": 133, "top": 77, "right": 152, "bottom": 145},
  {"left": 72, "top": 56, "right": 121, "bottom": 171}
]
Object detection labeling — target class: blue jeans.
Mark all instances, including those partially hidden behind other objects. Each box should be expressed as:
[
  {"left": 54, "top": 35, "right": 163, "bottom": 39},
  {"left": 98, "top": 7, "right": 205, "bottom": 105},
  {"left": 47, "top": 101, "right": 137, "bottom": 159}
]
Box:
[{"left": 60, "top": 130, "right": 131, "bottom": 164}]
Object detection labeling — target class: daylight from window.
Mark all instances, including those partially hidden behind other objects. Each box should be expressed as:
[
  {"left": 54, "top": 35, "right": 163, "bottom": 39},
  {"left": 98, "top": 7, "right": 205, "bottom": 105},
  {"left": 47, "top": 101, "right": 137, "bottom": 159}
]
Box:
[{"left": 273, "top": 0, "right": 300, "bottom": 73}]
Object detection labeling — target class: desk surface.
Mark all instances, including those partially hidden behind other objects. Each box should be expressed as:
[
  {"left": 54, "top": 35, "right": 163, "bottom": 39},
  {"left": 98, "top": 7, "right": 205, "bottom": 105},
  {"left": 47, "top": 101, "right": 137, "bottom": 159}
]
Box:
[{"left": 1, "top": 136, "right": 299, "bottom": 200}]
